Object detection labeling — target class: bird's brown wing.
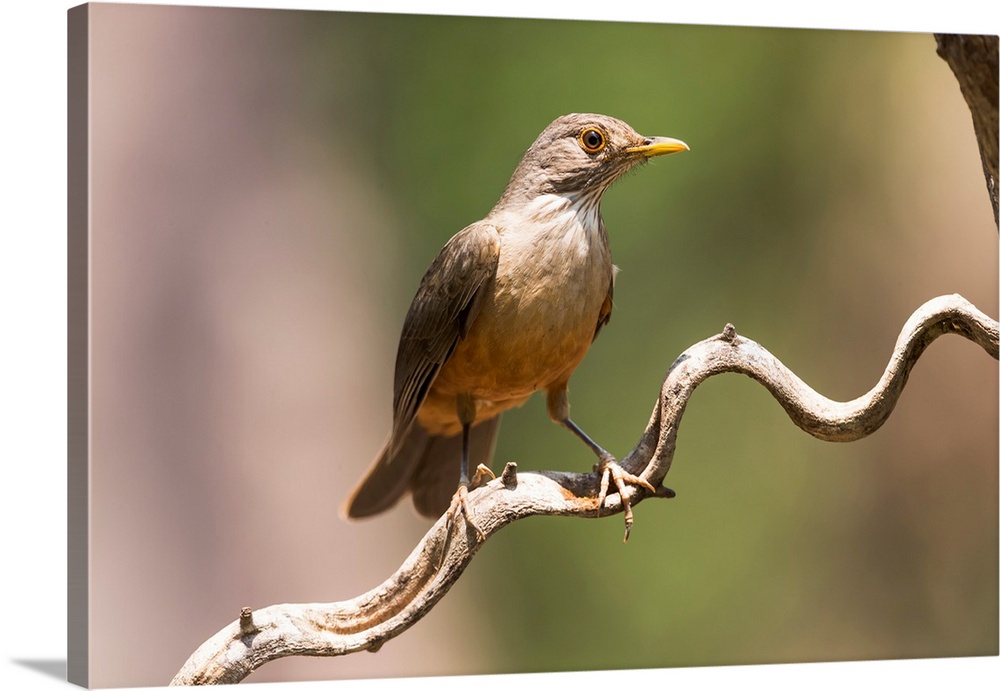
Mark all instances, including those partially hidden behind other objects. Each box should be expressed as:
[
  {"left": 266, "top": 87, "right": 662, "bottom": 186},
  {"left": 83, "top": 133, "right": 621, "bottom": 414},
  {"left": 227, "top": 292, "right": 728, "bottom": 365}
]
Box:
[{"left": 389, "top": 221, "right": 501, "bottom": 451}]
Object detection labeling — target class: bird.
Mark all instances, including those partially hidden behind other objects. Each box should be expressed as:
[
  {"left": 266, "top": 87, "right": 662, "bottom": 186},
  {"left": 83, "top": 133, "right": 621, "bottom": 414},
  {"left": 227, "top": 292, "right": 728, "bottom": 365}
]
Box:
[{"left": 344, "top": 113, "right": 688, "bottom": 537}]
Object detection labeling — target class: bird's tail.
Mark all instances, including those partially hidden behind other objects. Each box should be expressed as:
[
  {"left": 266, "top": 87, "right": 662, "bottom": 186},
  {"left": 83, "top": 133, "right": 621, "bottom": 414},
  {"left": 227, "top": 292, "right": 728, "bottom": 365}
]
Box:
[{"left": 343, "top": 415, "right": 501, "bottom": 520}]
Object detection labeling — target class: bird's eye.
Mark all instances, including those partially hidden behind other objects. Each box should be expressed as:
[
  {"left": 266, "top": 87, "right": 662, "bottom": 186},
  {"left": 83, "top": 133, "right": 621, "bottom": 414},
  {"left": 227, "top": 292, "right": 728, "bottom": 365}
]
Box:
[{"left": 579, "top": 127, "right": 606, "bottom": 154}]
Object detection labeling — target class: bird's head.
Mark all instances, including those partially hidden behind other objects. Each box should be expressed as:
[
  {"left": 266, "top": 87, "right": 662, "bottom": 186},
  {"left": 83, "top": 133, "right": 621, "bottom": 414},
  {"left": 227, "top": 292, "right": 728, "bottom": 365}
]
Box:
[{"left": 496, "top": 113, "right": 688, "bottom": 207}]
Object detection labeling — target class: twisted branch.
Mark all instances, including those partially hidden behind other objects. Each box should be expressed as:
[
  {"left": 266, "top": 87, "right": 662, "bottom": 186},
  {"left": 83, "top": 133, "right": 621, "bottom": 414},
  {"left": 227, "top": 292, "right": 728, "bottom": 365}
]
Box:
[{"left": 171, "top": 294, "right": 998, "bottom": 685}]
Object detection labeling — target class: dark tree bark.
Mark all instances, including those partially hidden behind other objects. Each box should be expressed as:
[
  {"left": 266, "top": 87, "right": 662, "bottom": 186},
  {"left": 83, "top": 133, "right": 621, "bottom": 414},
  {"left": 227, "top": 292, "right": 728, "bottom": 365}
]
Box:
[{"left": 935, "top": 33, "right": 999, "bottom": 227}]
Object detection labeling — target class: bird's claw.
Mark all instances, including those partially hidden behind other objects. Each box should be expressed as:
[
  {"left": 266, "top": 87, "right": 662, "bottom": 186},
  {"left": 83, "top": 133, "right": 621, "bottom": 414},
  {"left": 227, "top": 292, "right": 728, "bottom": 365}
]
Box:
[
  {"left": 445, "top": 484, "right": 486, "bottom": 544},
  {"left": 595, "top": 453, "right": 656, "bottom": 542}
]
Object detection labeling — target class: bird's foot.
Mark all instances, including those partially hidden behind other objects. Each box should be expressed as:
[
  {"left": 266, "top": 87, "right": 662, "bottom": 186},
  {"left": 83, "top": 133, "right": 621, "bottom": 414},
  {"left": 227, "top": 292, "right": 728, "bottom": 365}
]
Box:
[
  {"left": 594, "top": 453, "right": 657, "bottom": 543},
  {"left": 445, "top": 484, "right": 486, "bottom": 544}
]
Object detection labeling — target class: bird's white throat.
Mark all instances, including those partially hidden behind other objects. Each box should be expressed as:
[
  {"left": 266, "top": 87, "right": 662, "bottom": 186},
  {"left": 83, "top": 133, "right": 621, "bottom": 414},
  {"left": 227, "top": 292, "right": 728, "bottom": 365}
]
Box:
[{"left": 494, "top": 190, "right": 606, "bottom": 259}]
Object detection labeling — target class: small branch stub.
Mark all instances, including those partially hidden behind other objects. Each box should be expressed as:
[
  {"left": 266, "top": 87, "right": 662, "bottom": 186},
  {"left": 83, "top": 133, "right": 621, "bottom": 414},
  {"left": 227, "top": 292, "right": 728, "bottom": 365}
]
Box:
[
  {"left": 238, "top": 608, "right": 256, "bottom": 637},
  {"left": 500, "top": 461, "right": 518, "bottom": 489}
]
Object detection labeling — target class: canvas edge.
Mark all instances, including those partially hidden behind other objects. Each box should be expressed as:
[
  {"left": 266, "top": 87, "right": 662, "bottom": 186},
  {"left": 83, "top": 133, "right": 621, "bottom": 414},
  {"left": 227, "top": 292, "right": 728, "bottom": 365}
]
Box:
[{"left": 67, "top": 3, "right": 90, "bottom": 687}]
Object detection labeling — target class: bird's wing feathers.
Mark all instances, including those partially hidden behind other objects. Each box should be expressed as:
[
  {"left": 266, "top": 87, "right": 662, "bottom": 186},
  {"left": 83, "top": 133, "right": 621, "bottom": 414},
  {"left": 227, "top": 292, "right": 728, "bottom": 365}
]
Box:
[{"left": 390, "top": 222, "right": 501, "bottom": 445}]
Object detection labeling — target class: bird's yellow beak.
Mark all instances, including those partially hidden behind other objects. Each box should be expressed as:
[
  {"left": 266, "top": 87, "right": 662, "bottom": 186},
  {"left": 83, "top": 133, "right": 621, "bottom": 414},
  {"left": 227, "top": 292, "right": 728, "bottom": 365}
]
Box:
[{"left": 625, "top": 136, "right": 690, "bottom": 158}]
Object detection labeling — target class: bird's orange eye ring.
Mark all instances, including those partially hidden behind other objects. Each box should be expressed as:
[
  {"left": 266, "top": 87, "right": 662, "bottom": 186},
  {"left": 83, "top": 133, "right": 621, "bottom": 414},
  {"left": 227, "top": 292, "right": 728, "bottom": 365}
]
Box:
[{"left": 579, "top": 127, "right": 606, "bottom": 154}]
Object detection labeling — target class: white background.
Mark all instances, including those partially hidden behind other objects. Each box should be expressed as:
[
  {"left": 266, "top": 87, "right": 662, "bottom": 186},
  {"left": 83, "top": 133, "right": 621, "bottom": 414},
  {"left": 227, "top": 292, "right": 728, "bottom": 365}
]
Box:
[{"left": 1, "top": 1, "right": 997, "bottom": 690}]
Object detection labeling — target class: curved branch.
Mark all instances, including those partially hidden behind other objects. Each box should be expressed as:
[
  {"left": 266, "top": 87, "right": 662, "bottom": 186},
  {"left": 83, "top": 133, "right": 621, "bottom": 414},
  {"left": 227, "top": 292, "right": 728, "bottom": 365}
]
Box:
[
  {"left": 171, "top": 294, "right": 998, "bottom": 685},
  {"left": 631, "top": 293, "right": 999, "bottom": 484}
]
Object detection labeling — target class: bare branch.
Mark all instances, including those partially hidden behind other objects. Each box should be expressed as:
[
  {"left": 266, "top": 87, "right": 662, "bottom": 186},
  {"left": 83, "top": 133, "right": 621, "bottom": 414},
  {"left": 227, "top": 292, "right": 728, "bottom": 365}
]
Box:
[{"left": 170, "top": 294, "right": 998, "bottom": 685}]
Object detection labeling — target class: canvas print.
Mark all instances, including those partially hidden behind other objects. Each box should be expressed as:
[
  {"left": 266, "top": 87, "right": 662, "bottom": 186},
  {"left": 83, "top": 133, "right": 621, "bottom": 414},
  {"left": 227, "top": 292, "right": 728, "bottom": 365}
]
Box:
[{"left": 68, "top": 3, "right": 998, "bottom": 687}]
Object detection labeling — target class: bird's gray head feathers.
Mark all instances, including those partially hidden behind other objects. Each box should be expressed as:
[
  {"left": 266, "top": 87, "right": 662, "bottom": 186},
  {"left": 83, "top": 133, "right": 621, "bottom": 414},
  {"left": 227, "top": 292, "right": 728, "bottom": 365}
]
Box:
[{"left": 494, "top": 113, "right": 685, "bottom": 209}]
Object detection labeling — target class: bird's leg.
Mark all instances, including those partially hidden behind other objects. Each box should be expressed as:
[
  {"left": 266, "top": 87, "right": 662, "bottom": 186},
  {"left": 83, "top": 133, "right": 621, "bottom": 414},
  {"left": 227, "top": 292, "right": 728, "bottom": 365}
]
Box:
[
  {"left": 560, "top": 416, "right": 656, "bottom": 542},
  {"left": 445, "top": 423, "right": 485, "bottom": 542},
  {"left": 445, "top": 396, "right": 487, "bottom": 542},
  {"left": 459, "top": 420, "right": 472, "bottom": 487}
]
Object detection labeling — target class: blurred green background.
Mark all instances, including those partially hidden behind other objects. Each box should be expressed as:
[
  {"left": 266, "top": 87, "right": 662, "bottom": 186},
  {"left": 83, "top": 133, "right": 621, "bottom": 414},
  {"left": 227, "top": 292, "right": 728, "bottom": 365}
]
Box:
[{"left": 86, "top": 4, "right": 997, "bottom": 686}]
